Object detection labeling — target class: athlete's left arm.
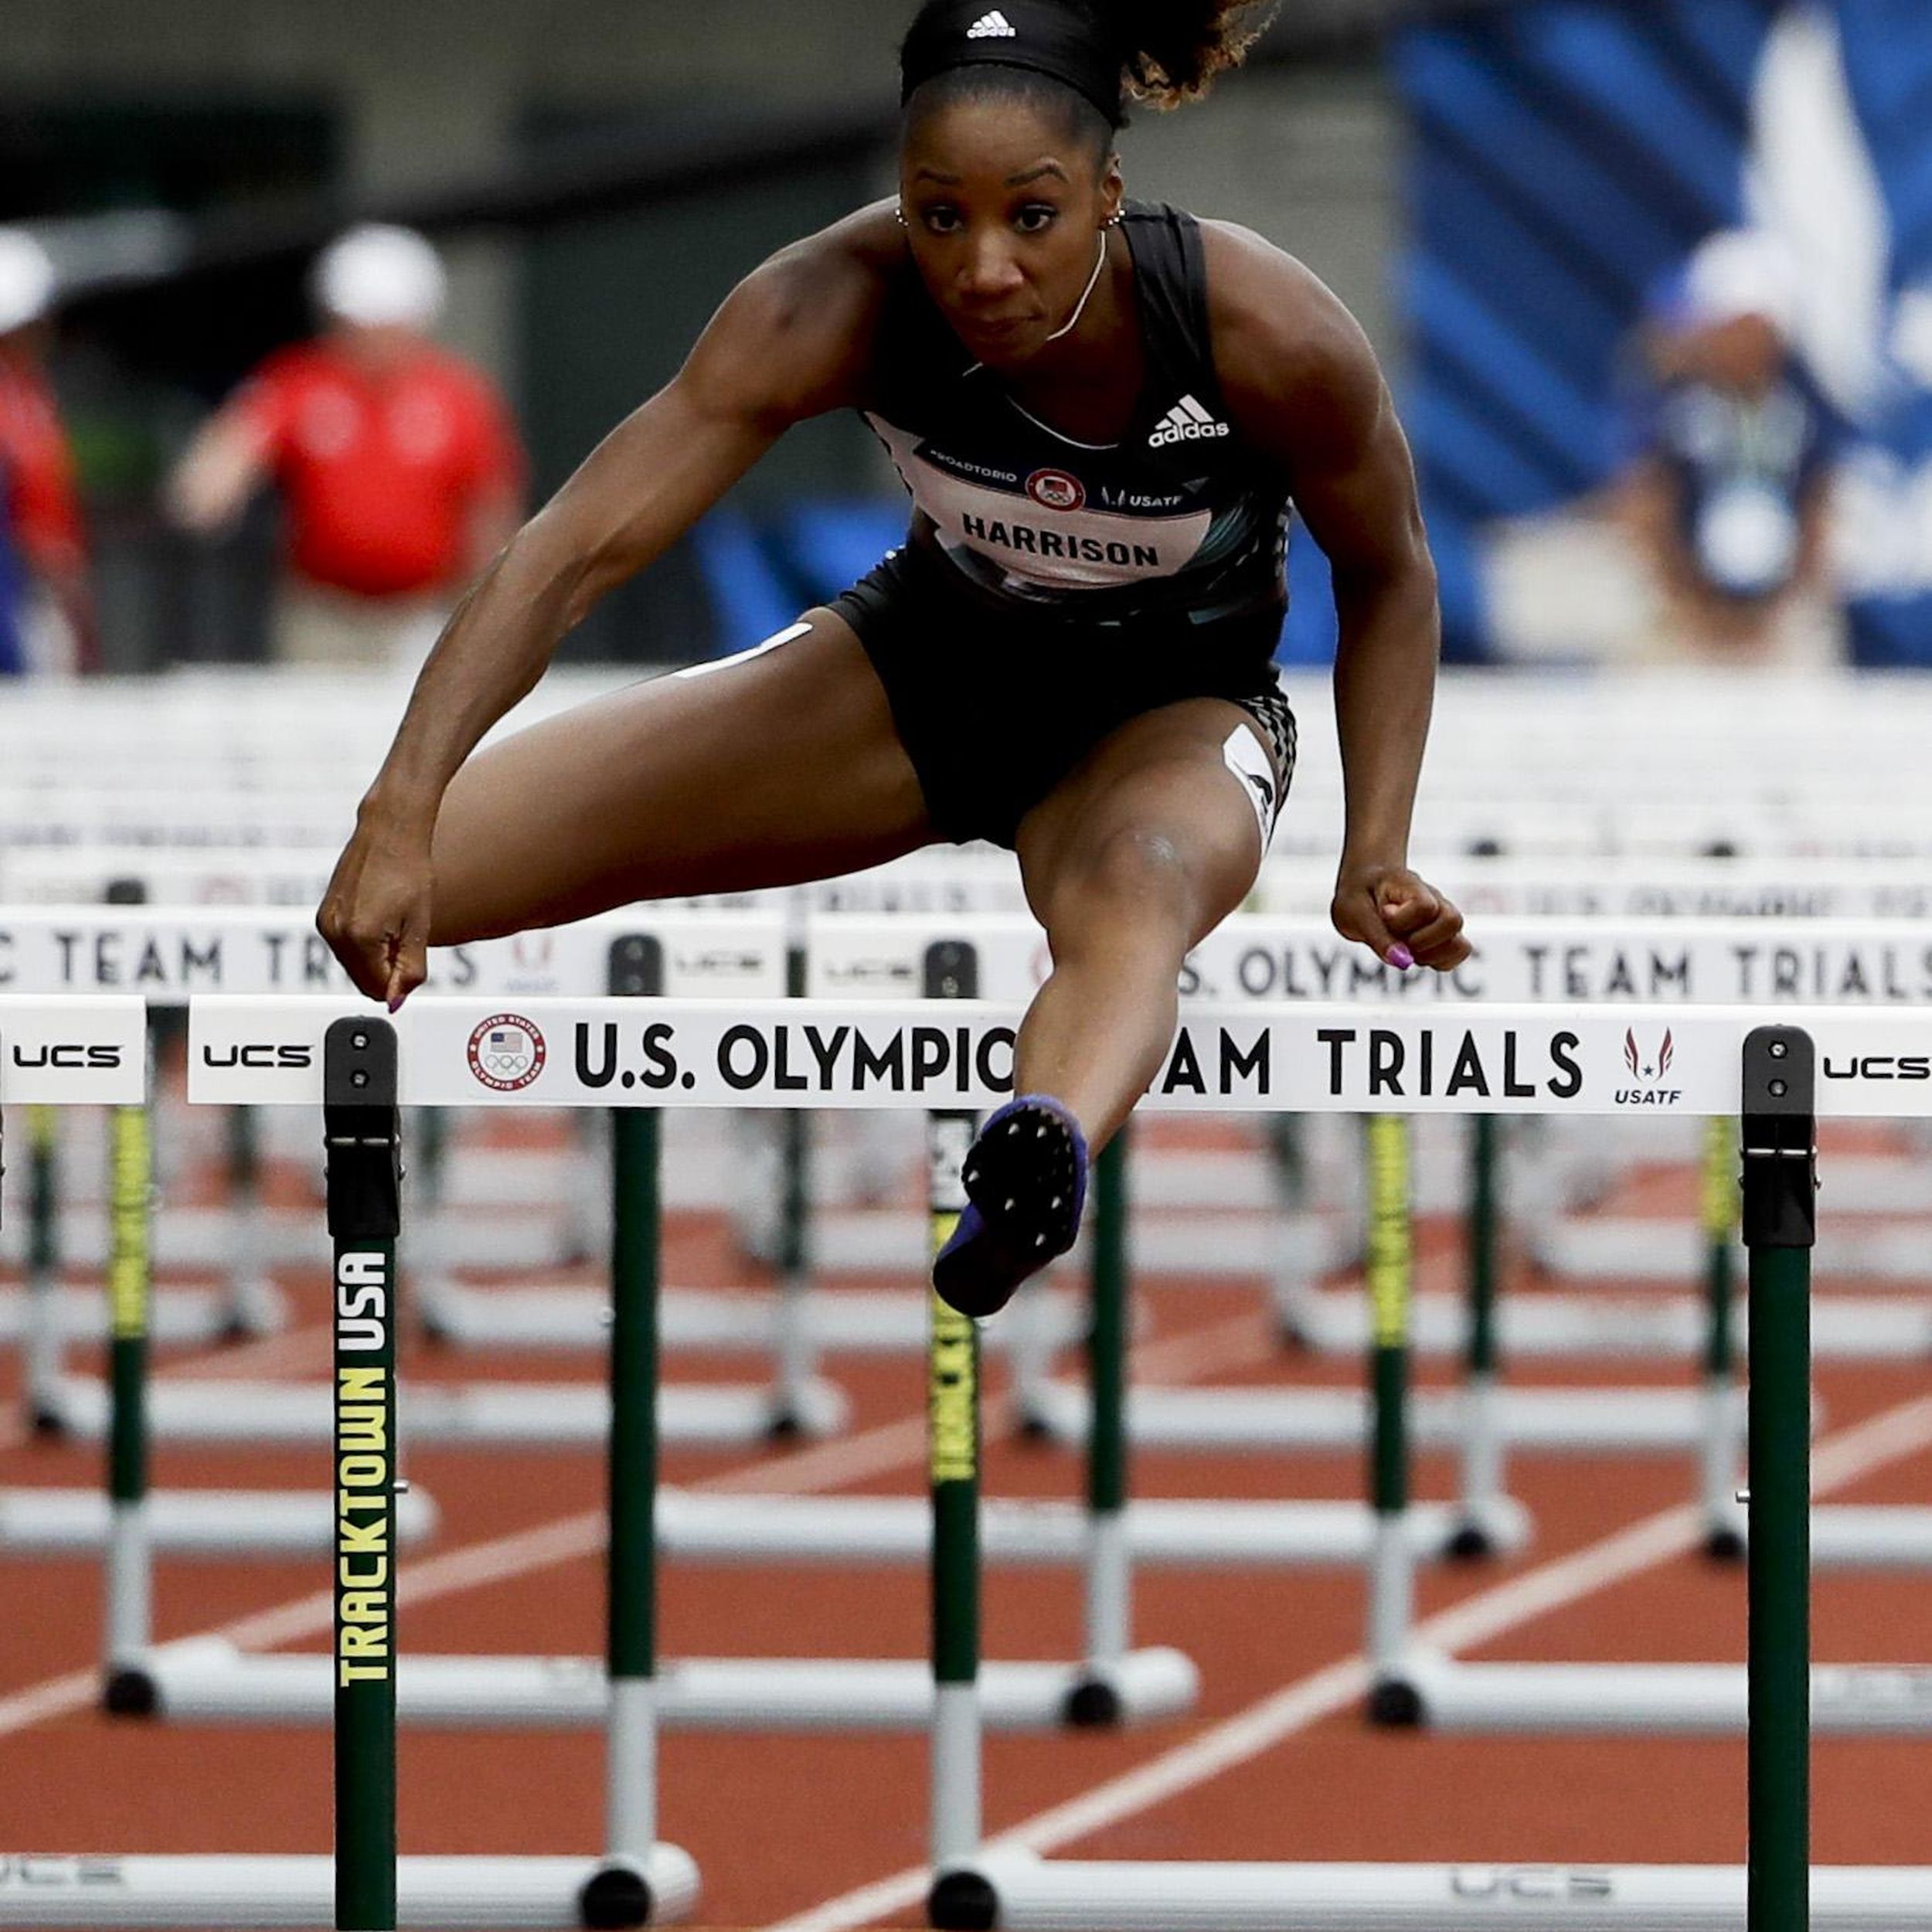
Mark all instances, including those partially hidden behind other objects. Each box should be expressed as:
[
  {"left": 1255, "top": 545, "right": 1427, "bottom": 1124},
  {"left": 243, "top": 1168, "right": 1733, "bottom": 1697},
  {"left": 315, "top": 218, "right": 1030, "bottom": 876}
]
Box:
[{"left": 1206, "top": 223, "right": 1469, "bottom": 972}]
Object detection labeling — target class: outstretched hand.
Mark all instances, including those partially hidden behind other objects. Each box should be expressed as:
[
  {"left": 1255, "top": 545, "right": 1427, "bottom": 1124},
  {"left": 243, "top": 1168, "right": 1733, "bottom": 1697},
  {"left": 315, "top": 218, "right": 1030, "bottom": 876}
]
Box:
[
  {"left": 1331, "top": 862, "right": 1471, "bottom": 973},
  {"left": 315, "top": 819, "right": 436, "bottom": 1011}
]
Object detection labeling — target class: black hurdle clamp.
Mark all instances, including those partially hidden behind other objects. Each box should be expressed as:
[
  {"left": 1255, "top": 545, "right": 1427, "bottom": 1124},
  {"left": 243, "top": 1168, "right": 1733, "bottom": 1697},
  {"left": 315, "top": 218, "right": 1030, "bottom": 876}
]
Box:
[
  {"left": 1740, "top": 1026, "right": 1818, "bottom": 1251},
  {"left": 608, "top": 936, "right": 665, "bottom": 1000},
  {"left": 324, "top": 1017, "right": 402, "bottom": 1244}
]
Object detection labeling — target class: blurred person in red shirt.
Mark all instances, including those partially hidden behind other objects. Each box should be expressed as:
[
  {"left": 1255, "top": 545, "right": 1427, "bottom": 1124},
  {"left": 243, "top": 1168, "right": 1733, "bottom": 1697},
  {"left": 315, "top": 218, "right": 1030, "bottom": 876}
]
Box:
[
  {"left": 168, "top": 224, "right": 524, "bottom": 668},
  {"left": 0, "top": 228, "right": 94, "bottom": 675}
]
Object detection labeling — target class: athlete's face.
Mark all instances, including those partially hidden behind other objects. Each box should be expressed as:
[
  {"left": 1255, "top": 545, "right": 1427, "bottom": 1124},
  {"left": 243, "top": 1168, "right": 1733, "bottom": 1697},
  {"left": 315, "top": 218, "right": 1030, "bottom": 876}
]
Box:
[{"left": 899, "top": 99, "right": 1123, "bottom": 367}]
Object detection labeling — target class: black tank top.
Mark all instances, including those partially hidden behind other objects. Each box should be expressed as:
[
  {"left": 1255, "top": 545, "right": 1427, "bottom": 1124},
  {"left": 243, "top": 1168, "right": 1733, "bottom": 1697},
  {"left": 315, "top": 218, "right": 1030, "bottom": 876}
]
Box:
[{"left": 862, "top": 202, "right": 1292, "bottom": 628}]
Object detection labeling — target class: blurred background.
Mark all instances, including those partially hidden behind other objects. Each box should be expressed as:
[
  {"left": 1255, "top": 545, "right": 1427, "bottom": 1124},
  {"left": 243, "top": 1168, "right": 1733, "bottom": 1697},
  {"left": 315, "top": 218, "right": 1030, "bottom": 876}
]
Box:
[{"left": 5, "top": 0, "right": 1931, "bottom": 678}]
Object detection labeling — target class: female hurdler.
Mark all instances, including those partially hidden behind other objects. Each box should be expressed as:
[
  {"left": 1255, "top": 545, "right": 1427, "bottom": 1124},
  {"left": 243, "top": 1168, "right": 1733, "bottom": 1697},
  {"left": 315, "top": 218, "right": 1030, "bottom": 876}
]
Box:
[{"left": 319, "top": 0, "right": 1471, "bottom": 1318}]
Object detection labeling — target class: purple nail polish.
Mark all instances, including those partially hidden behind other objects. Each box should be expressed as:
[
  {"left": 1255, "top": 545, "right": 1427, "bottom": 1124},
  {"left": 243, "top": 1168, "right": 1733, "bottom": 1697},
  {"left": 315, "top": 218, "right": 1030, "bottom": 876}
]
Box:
[
  {"left": 1389, "top": 944, "right": 1414, "bottom": 971},
  {"left": 387, "top": 996, "right": 404, "bottom": 1013}
]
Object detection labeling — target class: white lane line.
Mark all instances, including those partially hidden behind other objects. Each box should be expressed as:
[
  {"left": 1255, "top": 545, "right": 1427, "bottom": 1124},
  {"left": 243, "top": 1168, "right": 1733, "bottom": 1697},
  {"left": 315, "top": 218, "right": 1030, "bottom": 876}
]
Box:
[
  {"left": 0, "top": 1304, "right": 1276, "bottom": 1737},
  {"left": 0, "top": 1668, "right": 104, "bottom": 1740},
  {"left": 758, "top": 1383, "right": 1932, "bottom": 1932}
]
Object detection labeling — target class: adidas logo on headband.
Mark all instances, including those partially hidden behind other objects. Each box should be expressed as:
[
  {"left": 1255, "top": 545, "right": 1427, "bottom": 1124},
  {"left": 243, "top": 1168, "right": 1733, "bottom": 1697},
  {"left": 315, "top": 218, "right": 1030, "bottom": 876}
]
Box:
[
  {"left": 1149, "top": 394, "right": 1231, "bottom": 448},
  {"left": 967, "top": 10, "right": 1018, "bottom": 36}
]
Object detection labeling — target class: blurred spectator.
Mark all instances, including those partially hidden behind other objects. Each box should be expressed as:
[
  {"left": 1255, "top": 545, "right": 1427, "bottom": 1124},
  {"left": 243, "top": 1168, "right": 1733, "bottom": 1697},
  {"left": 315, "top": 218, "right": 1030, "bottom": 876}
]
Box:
[
  {"left": 0, "top": 227, "right": 94, "bottom": 675},
  {"left": 1614, "top": 228, "right": 1839, "bottom": 668},
  {"left": 166, "top": 224, "right": 524, "bottom": 669}
]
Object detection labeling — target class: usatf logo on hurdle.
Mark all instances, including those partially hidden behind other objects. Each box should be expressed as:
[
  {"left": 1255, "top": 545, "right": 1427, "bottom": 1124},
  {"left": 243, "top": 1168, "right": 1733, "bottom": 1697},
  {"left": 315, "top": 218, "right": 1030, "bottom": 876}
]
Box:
[
  {"left": 467, "top": 1012, "right": 547, "bottom": 1091},
  {"left": 1616, "top": 1026, "right": 1682, "bottom": 1108}
]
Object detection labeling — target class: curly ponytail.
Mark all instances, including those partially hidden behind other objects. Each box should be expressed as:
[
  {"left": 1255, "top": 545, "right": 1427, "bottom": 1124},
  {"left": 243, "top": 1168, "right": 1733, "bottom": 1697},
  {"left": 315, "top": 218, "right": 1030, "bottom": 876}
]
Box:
[{"left": 1097, "top": 2, "right": 1281, "bottom": 110}]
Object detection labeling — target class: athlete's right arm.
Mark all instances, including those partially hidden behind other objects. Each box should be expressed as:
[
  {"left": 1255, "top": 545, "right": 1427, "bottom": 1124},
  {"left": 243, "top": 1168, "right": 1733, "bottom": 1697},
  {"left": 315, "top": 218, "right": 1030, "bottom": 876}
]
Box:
[{"left": 319, "top": 216, "right": 895, "bottom": 1005}]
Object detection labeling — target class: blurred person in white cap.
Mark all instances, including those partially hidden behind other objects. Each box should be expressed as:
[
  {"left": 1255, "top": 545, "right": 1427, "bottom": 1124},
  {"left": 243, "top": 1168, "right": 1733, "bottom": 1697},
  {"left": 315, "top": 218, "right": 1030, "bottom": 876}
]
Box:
[
  {"left": 0, "top": 226, "right": 94, "bottom": 675},
  {"left": 1614, "top": 225, "right": 1838, "bottom": 667},
  {"left": 167, "top": 223, "right": 524, "bottom": 668}
]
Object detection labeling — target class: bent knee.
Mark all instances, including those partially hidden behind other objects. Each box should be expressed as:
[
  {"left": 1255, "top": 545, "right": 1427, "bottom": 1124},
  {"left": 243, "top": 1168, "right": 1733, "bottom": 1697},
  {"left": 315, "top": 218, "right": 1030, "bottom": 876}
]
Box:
[{"left": 1048, "top": 822, "right": 1203, "bottom": 935}]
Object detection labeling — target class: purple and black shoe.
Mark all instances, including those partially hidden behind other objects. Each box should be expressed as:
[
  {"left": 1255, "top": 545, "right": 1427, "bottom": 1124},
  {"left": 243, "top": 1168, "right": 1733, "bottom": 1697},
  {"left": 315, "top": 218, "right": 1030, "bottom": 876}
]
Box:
[{"left": 932, "top": 1094, "right": 1089, "bottom": 1320}]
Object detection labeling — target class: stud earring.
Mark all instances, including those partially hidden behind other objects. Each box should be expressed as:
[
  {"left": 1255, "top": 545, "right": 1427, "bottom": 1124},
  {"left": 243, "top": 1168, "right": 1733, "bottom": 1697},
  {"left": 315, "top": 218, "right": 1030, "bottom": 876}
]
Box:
[{"left": 895, "top": 205, "right": 909, "bottom": 229}]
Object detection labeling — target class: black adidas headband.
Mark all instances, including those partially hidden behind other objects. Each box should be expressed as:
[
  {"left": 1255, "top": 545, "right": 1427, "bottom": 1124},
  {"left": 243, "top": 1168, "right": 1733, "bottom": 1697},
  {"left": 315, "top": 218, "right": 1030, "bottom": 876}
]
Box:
[{"left": 900, "top": 1, "right": 1125, "bottom": 129}]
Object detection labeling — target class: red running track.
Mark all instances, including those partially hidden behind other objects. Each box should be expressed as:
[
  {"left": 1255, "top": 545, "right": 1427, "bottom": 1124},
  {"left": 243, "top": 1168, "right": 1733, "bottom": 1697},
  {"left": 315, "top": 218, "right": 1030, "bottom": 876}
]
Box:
[{"left": 2, "top": 1121, "right": 1930, "bottom": 1930}]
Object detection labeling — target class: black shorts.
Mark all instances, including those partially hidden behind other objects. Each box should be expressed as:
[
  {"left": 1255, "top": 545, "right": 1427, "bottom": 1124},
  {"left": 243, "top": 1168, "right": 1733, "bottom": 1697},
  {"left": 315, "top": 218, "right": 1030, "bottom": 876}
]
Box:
[{"left": 830, "top": 544, "right": 1297, "bottom": 849}]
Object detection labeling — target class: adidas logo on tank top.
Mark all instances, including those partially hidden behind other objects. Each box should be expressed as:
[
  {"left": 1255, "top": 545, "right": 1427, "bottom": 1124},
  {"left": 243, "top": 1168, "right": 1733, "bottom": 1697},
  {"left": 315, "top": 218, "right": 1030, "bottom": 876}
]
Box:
[
  {"left": 1149, "top": 393, "right": 1230, "bottom": 448},
  {"left": 967, "top": 10, "right": 1018, "bottom": 36}
]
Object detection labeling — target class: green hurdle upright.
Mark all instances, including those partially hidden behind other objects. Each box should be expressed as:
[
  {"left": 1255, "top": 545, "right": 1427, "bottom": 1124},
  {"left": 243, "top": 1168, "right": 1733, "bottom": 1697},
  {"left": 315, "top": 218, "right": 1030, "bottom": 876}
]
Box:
[
  {"left": 1449, "top": 1114, "right": 1502, "bottom": 1557},
  {"left": 591, "top": 934, "right": 675, "bottom": 1928},
  {"left": 1362, "top": 1114, "right": 1415, "bottom": 1723},
  {"left": 23, "top": 1104, "right": 62, "bottom": 1430},
  {"left": 1702, "top": 1113, "right": 1746, "bottom": 1560},
  {"left": 1741, "top": 1026, "right": 1816, "bottom": 1932},
  {"left": 772, "top": 940, "right": 820, "bottom": 1436},
  {"left": 925, "top": 938, "right": 982, "bottom": 1869},
  {"left": 103, "top": 1092, "right": 155, "bottom": 1712},
  {"left": 324, "top": 1019, "right": 403, "bottom": 1932},
  {"left": 1075, "top": 1126, "right": 1132, "bottom": 1724}
]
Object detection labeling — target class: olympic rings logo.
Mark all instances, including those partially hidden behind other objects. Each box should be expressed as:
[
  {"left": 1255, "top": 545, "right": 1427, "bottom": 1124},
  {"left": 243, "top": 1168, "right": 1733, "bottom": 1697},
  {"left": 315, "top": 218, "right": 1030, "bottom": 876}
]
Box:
[
  {"left": 467, "top": 1014, "right": 548, "bottom": 1092},
  {"left": 1026, "top": 468, "right": 1086, "bottom": 512}
]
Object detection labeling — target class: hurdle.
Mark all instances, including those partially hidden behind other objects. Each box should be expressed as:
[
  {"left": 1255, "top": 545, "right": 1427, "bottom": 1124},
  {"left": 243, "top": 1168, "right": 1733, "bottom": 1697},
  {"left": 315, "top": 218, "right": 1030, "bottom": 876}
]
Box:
[
  {"left": 819, "top": 915, "right": 1844, "bottom": 1570},
  {"left": 931, "top": 1015, "right": 1932, "bottom": 1930},
  {"left": 1185, "top": 915, "right": 1932, "bottom": 1366},
  {"left": 0, "top": 1009, "right": 699, "bottom": 1930},
  {"left": 583, "top": 925, "right": 1522, "bottom": 1579},
  {"left": 1, "top": 905, "right": 852, "bottom": 1451},
  {"left": 1, "top": 1083, "right": 280, "bottom": 1379},
  {"left": 1255, "top": 852, "right": 1932, "bottom": 922},
  {"left": 411, "top": 923, "right": 1077, "bottom": 1411},
  {"left": 0, "top": 992, "right": 442, "bottom": 1567},
  {"left": 3, "top": 875, "right": 284, "bottom": 1429},
  {"left": 3, "top": 992, "right": 1196, "bottom": 1923},
  {"left": 451, "top": 909, "right": 1932, "bottom": 1580},
  {"left": 138, "top": 954, "right": 1196, "bottom": 1736}
]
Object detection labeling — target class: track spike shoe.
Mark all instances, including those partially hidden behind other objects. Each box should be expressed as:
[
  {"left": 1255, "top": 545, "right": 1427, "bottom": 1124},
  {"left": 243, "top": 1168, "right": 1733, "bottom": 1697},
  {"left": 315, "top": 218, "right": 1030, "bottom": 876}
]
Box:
[{"left": 932, "top": 1094, "right": 1088, "bottom": 1318}]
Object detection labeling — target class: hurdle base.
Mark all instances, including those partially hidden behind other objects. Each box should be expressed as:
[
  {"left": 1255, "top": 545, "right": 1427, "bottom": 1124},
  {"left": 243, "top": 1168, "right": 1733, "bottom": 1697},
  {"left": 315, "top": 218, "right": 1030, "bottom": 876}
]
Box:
[
  {"left": 215, "top": 1272, "right": 284, "bottom": 1342},
  {"left": 420, "top": 1280, "right": 1088, "bottom": 1358},
  {"left": 1702, "top": 1522, "right": 1747, "bottom": 1563},
  {"left": 1391, "top": 1651, "right": 1932, "bottom": 1736},
  {"left": 1365, "top": 1676, "right": 1423, "bottom": 1727},
  {"left": 0, "top": 1206, "right": 573, "bottom": 1274},
  {"left": 37, "top": 1373, "right": 848, "bottom": 1448},
  {"left": 102, "top": 1668, "right": 157, "bottom": 1718},
  {"left": 1812, "top": 1505, "right": 1932, "bottom": 1571},
  {"left": 802, "top": 1207, "right": 1350, "bottom": 1278},
  {"left": 653, "top": 1491, "right": 1531, "bottom": 1569},
  {"left": 1280, "top": 1284, "right": 1932, "bottom": 1362},
  {"left": 578, "top": 1853, "right": 700, "bottom": 1930},
  {"left": 1534, "top": 1213, "right": 1932, "bottom": 1287},
  {"left": 0, "top": 1851, "right": 699, "bottom": 1927},
  {"left": 1060, "top": 1677, "right": 1122, "bottom": 1729},
  {"left": 929, "top": 1868, "right": 998, "bottom": 1931},
  {"left": 140, "top": 1639, "right": 1199, "bottom": 1732},
  {"left": 940, "top": 1849, "right": 1932, "bottom": 1929},
  {"left": 1020, "top": 1380, "right": 1753, "bottom": 1456},
  {"left": 0, "top": 1485, "right": 438, "bottom": 1557},
  {"left": 0, "top": 1284, "right": 281, "bottom": 1351}
]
